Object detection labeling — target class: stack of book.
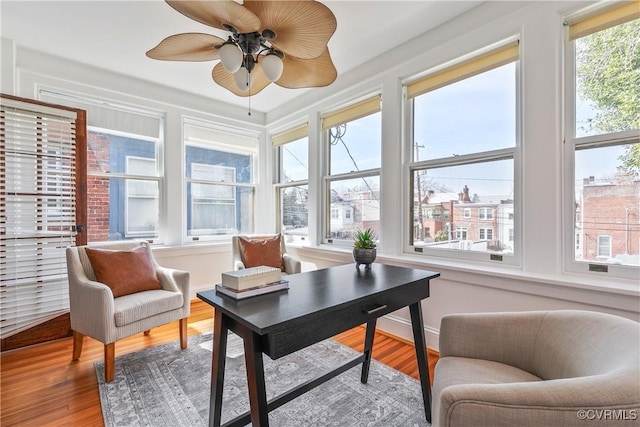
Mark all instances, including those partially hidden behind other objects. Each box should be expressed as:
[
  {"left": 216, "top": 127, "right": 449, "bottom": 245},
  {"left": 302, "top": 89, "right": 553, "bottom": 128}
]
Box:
[{"left": 216, "top": 265, "right": 288, "bottom": 300}]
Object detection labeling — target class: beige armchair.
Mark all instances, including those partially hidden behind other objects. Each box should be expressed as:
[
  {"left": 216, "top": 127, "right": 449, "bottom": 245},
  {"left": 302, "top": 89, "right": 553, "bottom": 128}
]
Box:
[
  {"left": 66, "top": 241, "right": 190, "bottom": 382},
  {"left": 232, "top": 234, "right": 302, "bottom": 274},
  {"left": 432, "top": 310, "right": 640, "bottom": 427}
]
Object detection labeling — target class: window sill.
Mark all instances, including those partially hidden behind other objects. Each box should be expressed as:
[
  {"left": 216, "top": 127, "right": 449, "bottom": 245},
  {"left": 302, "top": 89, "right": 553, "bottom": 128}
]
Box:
[{"left": 294, "top": 245, "right": 639, "bottom": 313}]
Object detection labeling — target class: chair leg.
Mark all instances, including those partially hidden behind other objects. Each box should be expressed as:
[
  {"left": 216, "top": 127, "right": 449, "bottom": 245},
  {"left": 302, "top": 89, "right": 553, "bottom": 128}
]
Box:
[
  {"left": 104, "top": 343, "right": 115, "bottom": 383},
  {"left": 179, "top": 318, "right": 187, "bottom": 349},
  {"left": 72, "top": 331, "right": 84, "bottom": 360}
]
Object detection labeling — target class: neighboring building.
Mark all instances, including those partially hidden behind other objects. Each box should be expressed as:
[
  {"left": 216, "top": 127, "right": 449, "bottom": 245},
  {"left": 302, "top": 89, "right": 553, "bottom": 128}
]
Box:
[{"left": 579, "top": 169, "right": 640, "bottom": 265}]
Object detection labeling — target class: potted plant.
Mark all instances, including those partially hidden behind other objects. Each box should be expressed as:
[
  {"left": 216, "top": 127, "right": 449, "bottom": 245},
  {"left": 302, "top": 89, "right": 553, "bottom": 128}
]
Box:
[{"left": 353, "top": 228, "right": 377, "bottom": 269}]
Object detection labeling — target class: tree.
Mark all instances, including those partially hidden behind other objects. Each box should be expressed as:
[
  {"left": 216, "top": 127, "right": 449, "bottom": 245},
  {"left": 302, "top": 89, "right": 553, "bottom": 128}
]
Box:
[{"left": 576, "top": 19, "right": 640, "bottom": 175}]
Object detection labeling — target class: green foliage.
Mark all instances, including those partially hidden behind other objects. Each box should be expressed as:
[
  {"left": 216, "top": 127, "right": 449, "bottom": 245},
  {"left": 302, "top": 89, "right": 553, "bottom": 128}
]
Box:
[
  {"left": 434, "top": 229, "right": 449, "bottom": 242},
  {"left": 353, "top": 228, "right": 376, "bottom": 249},
  {"left": 576, "top": 19, "right": 640, "bottom": 175}
]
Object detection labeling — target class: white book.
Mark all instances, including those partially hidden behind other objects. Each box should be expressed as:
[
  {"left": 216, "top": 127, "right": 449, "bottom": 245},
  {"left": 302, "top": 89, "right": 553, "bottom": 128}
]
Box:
[
  {"left": 215, "top": 280, "right": 289, "bottom": 300},
  {"left": 221, "top": 266, "right": 282, "bottom": 291}
]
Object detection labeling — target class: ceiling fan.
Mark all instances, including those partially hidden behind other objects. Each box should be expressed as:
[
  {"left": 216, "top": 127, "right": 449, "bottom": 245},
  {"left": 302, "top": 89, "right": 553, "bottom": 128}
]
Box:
[{"left": 147, "top": 0, "right": 338, "bottom": 97}]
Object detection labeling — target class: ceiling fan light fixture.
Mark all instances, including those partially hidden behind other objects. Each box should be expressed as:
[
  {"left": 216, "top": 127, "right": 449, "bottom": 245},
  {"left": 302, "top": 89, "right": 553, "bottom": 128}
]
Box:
[
  {"left": 219, "top": 41, "right": 243, "bottom": 73},
  {"left": 261, "top": 53, "right": 284, "bottom": 82},
  {"left": 233, "top": 66, "right": 252, "bottom": 91}
]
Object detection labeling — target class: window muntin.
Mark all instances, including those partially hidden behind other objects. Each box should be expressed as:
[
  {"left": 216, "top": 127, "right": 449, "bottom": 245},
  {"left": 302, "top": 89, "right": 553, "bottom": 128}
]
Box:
[
  {"left": 87, "top": 129, "right": 160, "bottom": 242},
  {"left": 322, "top": 96, "right": 382, "bottom": 245},
  {"left": 567, "top": 5, "right": 639, "bottom": 274},
  {"left": 274, "top": 127, "right": 309, "bottom": 243},
  {"left": 407, "top": 42, "right": 518, "bottom": 262}
]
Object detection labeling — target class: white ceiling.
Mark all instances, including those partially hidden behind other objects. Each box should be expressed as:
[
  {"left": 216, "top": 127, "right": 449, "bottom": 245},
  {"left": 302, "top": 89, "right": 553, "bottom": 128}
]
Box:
[{"left": 1, "top": 1, "right": 482, "bottom": 113}]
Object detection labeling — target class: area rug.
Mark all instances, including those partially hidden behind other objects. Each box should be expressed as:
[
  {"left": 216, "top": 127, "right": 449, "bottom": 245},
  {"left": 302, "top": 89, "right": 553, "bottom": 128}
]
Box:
[{"left": 96, "top": 333, "right": 430, "bottom": 427}]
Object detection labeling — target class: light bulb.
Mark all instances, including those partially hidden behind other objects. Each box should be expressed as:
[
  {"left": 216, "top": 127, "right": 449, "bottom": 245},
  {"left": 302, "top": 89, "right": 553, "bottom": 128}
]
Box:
[
  {"left": 233, "top": 67, "right": 252, "bottom": 91},
  {"left": 261, "top": 53, "right": 283, "bottom": 82},
  {"left": 219, "top": 43, "right": 243, "bottom": 73}
]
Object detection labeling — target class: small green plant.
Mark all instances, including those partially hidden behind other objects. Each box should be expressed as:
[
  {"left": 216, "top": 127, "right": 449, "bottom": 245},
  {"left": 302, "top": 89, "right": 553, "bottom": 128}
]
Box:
[{"left": 353, "top": 228, "right": 377, "bottom": 249}]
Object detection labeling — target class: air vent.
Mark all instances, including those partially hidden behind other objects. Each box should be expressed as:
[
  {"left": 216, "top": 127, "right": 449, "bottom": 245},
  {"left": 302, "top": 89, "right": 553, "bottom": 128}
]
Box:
[{"left": 490, "top": 254, "right": 503, "bottom": 262}]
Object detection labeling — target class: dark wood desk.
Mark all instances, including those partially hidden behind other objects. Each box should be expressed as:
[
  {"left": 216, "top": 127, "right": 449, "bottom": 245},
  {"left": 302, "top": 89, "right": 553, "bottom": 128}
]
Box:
[{"left": 197, "top": 263, "right": 439, "bottom": 427}]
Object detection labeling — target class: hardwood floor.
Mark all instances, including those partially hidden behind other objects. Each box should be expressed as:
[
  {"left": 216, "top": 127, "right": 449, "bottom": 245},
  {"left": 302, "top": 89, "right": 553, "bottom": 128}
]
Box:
[{"left": 0, "top": 300, "right": 438, "bottom": 427}]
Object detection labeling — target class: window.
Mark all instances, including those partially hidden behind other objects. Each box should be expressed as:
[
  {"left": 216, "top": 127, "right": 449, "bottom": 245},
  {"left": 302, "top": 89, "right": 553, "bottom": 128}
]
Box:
[
  {"left": 87, "top": 130, "right": 160, "bottom": 242},
  {"left": 184, "top": 120, "right": 257, "bottom": 240},
  {"left": 479, "top": 208, "right": 494, "bottom": 220},
  {"left": 37, "top": 90, "right": 163, "bottom": 243},
  {"left": 597, "top": 235, "right": 612, "bottom": 258},
  {"left": 406, "top": 41, "right": 519, "bottom": 261},
  {"left": 479, "top": 228, "right": 493, "bottom": 240},
  {"left": 273, "top": 124, "right": 309, "bottom": 245},
  {"left": 566, "top": 3, "right": 639, "bottom": 276},
  {"left": 322, "top": 96, "right": 381, "bottom": 244}
]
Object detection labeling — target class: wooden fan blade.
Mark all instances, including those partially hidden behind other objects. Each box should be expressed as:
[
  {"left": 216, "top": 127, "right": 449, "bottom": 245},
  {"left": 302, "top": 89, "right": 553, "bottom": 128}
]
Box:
[
  {"left": 166, "top": 0, "right": 260, "bottom": 33},
  {"left": 212, "top": 62, "right": 271, "bottom": 97},
  {"left": 244, "top": 1, "right": 336, "bottom": 60},
  {"left": 277, "top": 48, "right": 337, "bottom": 89},
  {"left": 146, "top": 33, "right": 225, "bottom": 61}
]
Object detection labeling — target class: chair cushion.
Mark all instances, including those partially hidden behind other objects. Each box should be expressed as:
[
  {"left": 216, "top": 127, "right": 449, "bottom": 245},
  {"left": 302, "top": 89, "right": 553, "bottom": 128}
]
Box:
[
  {"left": 114, "top": 289, "right": 184, "bottom": 327},
  {"left": 85, "top": 245, "right": 161, "bottom": 297},
  {"left": 433, "top": 356, "right": 542, "bottom": 426},
  {"left": 238, "top": 235, "right": 284, "bottom": 271}
]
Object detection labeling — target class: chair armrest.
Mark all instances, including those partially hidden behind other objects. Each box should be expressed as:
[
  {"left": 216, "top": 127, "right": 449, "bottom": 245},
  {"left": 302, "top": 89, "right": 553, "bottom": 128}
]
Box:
[
  {"left": 439, "top": 311, "right": 549, "bottom": 369},
  {"left": 68, "top": 277, "right": 117, "bottom": 344},
  {"left": 439, "top": 373, "right": 640, "bottom": 427},
  {"left": 156, "top": 266, "right": 191, "bottom": 317},
  {"left": 283, "top": 253, "right": 302, "bottom": 274},
  {"left": 234, "top": 260, "right": 246, "bottom": 270}
]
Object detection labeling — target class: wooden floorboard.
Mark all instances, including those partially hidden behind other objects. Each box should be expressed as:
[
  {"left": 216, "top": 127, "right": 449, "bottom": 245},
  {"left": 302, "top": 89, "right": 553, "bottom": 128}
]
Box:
[{"left": 0, "top": 300, "right": 438, "bottom": 426}]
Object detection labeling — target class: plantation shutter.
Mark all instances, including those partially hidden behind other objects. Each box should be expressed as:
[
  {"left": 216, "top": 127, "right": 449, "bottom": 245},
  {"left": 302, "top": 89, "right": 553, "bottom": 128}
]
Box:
[{"left": 1, "top": 96, "right": 81, "bottom": 338}]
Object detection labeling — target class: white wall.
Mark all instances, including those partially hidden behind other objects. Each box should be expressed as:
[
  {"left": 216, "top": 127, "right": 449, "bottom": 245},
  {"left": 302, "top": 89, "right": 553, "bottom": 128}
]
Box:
[{"left": 3, "top": 1, "right": 638, "bottom": 351}]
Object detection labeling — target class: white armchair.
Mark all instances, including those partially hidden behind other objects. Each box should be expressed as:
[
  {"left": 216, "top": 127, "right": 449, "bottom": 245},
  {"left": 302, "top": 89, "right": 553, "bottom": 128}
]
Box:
[
  {"left": 232, "top": 234, "right": 301, "bottom": 274},
  {"left": 66, "top": 241, "right": 190, "bottom": 382}
]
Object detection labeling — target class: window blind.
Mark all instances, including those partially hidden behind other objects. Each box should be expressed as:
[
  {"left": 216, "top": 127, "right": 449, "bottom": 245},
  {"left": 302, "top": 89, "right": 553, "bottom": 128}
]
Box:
[
  {"left": 184, "top": 121, "right": 258, "bottom": 153},
  {"left": 1, "top": 98, "right": 78, "bottom": 338},
  {"left": 38, "top": 89, "right": 161, "bottom": 139},
  {"left": 272, "top": 123, "right": 308, "bottom": 147},
  {"left": 406, "top": 41, "right": 519, "bottom": 99},
  {"left": 321, "top": 95, "right": 381, "bottom": 130},
  {"left": 568, "top": 2, "right": 639, "bottom": 40}
]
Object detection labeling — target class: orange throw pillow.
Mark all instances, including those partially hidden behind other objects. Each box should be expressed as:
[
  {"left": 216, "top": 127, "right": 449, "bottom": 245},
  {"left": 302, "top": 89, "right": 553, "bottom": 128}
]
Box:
[
  {"left": 238, "top": 235, "right": 284, "bottom": 271},
  {"left": 85, "top": 245, "right": 162, "bottom": 297}
]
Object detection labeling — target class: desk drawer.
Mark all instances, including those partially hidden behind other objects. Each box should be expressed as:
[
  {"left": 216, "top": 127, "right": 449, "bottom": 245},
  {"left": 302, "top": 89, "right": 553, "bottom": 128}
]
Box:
[{"left": 263, "top": 281, "right": 428, "bottom": 359}]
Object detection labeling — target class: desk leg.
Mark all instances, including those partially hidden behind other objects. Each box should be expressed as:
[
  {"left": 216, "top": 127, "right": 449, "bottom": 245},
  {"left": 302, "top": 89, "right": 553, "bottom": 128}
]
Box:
[
  {"left": 243, "top": 330, "right": 269, "bottom": 426},
  {"left": 209, "top": 309, "right": 229, "bottom": 427},
  {"left": 409, "top": 302, "right": 432, "bottom": 423},
  {"left": 360, "top": 320, "right": 377, "bottom": 383}
]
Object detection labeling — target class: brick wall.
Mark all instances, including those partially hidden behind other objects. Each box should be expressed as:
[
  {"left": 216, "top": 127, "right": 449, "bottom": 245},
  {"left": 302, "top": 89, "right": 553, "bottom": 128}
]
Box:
[{"left": 87, "top": 132, "right": 110, "bottom": 242}]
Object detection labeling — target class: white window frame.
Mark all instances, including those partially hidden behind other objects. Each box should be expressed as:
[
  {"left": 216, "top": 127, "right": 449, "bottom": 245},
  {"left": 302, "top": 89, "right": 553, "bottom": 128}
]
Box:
[
  {"left": 87, "top": 127, "right": 163, "bottom": 243},
  {"left": 463, "top": 208, "right": 471, "bottom": 218},
  {"left": 479, "top": 228, "right": 493, "bottom": 240},
  {"left": 404, "top": 40, "right": 521, "bottom": 266},
  {"left": 183, "top": 118, "right": 258, "bottom": 242},
  {"left": 563, "top": 3, "right": 640, "bottom": 279},
  {"left": 321, "top": 95, "right": 382, "bottom": 247},
  {"left": 273, "top": 124, "right": 309, "bottom": 243},
  {"left": 478, "top": 208, "right": 494, "bottom": 220}
]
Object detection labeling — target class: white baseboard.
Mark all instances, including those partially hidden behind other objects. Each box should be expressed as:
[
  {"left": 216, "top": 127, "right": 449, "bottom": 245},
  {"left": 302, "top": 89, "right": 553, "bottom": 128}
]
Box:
[{"left": 376, "top": 314, "right": 440, "bottom": 352}]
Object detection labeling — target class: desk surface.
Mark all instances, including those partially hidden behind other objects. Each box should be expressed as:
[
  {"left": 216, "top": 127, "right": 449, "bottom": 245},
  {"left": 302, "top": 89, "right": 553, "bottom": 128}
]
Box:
[{"left": 198, "top": 263, "right": 439, "bottom": 336}]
